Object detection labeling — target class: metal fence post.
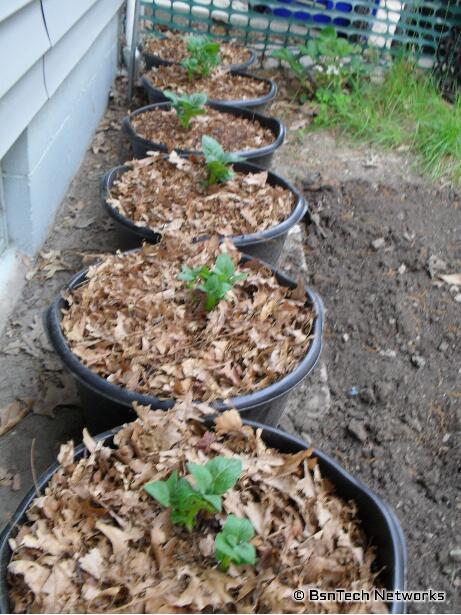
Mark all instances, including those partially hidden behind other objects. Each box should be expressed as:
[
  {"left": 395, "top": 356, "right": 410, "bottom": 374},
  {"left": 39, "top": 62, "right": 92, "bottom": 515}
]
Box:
[{"left": 128, "top": 0, "right": 141, "bottom": 101}]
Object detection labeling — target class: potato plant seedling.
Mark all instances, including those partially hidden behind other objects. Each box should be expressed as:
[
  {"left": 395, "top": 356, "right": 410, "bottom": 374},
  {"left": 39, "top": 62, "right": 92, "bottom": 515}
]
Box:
[
  {"left": 178, "top": 253, "right": 247, "bottom": 311},
  {"left": 145, "top": 457, "right": 256, "bottom": 570},
  {"left": 163, "top": 91, "right": 208, "bottom": 129},
  {"left": 201, "top": 135, "right": 243, "bottom": 185},
  {"left": 181, "top": 35, "right": 221, "bottom": 80}
]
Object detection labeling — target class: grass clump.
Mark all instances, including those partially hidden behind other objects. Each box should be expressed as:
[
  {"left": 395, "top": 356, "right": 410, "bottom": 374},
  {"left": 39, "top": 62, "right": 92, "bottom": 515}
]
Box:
[{"left": 312, "top": 58, "right": 461, "bottom": 183}]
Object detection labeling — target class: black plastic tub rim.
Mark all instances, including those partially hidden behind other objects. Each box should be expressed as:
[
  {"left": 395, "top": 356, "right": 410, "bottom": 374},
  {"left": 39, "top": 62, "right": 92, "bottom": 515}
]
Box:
[
  {"left": 141, "top": 69, "right": 278, "bottom": 108},
  {"left": 122, "top": 101, "right": 286, "bottom": 161},
  {"left": 100, "top": 159, "right": 308, "bottom": 248},
  {"left": 140, "top": 34, "right": 257, "bottom": 71},
  {"left": 45, "top": 255, "right": 324, "bottom": 414},
  {"left": 0, "top": 418, "right": 406, "bottom": 615}
]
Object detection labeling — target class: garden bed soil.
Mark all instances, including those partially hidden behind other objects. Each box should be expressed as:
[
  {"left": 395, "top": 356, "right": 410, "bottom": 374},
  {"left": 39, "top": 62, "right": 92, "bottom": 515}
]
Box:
[
  {"left": 7, "top": 405, "right": 385, "bottom": 614},
  {"left": 60, "top": 239, "right": 314, "bottom": 401},
  {"left": 130, "top": 107, "right": 275, "bottom": 152},
  {"left": 145, "top": 66, "right": 270, "bottom": 100},
  {"left": 106, "top": 154, "right": 294, "bottom": 238},
  {"left": 143, "top": 33, "right": 253, "bottom": 66}
]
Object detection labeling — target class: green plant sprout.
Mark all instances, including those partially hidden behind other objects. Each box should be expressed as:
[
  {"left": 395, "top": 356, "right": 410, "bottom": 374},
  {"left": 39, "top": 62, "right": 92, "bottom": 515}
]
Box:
[
  {"left": 178, "top": 253, "right": 247, "bottom": 311},
  {"left": 201, "top": 135, "right": 243, "bottom": 185},
  {"left": 144, "top": 456, "right": 242, "bottom": 531},
  {"left": 181, "top": 35, "right": 221, "bottom": 79},
  {"left": 215, "top": 514, "right": 256, "bottom": 571},
  {"left": 271, "top": 48, "right": 316, "bottom": 101},
  {"left": 271, "top": 26, "right": 363, "bottom": 102},
  {"left": 164, "top": 91, "right": 208, "bottom": 129}
]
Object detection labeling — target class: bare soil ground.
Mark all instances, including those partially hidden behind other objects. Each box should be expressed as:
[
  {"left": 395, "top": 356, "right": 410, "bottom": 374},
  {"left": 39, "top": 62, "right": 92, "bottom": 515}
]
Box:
[{"left": 0, "top": 76, "right": 459, "bottom": 613}]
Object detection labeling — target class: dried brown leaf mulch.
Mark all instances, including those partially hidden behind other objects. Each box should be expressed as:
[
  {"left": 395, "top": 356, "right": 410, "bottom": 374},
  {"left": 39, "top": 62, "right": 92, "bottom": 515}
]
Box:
[
  {"left": 107, "top": 154, "right": 294, "bottom": 238},
  {"left": 7, "top": 404, "right": 386, "bottom": 613},
  {"left": 0, "top": 399, "right": 33, "bottom": 437},
  {"left": 61, "top": 239, "right": 313, "bottom": 401},
  {"left": 145, "top": 65, "right": 270, "bottom": 101},
  {"left": 143, "top": 32, "right": 252, "bottom": 66},
  {"left": 131, "top": 107, "right": 274, "bottom": 153}
]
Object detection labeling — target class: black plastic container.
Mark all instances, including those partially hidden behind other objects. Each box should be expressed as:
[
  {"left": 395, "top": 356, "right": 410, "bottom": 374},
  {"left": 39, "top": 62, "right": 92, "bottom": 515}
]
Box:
[
  {"left": 44, "top": 256, "right": 324, "bottom": 434},
  {"left": 141, "top": 70, "right": 277, "bottom": 112},
  {"left": 0, "top": 420, "right": 406, "bottom": 614},
  {"left": 101, "top": 160, "right": 307, "bottom": 262},
  {"left": 122, "top": 101, "right": 285, "bottom": 168},
  {"left": 141, "top": 36, "right": 257, "bottom": 71}
]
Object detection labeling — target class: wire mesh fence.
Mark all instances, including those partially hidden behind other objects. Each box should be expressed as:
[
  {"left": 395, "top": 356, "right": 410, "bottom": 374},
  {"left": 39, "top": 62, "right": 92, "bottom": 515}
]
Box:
[
  {"left": 433, "top": 1, "right": 461, "bottom": 97},
  {"left": 139, "top": 0, "right": 461, "bottom": 63}
]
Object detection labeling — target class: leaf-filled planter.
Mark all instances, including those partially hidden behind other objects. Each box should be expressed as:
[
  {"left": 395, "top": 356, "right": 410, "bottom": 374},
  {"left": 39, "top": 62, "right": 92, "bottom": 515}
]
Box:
[
  {"left": 0, "top": 406, "right": 406, "bottom": 614},
  {"left": 122, "top": 102, "right": 285, "bottom": 169},
  {"left": 142, "top": 67, "right": 277, "bottom": 112},
  {"left": 142, "top": 32, "right": 256, "bottom": 71},
  {"left": 45, "top": 240, "right": 323, "bottom": 433},
  {"left": 101, "top": 154, "right": 306, "bottom": 262}
]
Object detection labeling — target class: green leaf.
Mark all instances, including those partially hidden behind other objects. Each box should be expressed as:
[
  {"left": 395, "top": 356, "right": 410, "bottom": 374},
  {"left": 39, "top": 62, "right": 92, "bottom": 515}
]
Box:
[
  {"left": 203, "top": 493, "right": 222, "bottom": 512},
  {"left": 178, "top": 264, "right": 200, "bottom": 286},
  {"left": 215, "top": 515, "right": 256, "bottom": 570},
  {"left": 144, "top": 480, "right": 171, "bottom": 507},
  {"left": 187, "top": 462, "right": 213, "bottom": 494},
  {"left": 202, "top": 135, "right": 224, "bottom": 162},
  {"left": 163, "top": 90, "right": 180, "bottom": 105},
  {"left": 188, "top": 92, "right": 208, "bottom": 107},
  {"left": 222, "top": 514, "right": 254, "bottom": 543},
  {"left": 205, "top": 457, "right": 242, "bottom": 495},
  {"left": 214, "top": 253, "right": 235, "bottom": 279}
]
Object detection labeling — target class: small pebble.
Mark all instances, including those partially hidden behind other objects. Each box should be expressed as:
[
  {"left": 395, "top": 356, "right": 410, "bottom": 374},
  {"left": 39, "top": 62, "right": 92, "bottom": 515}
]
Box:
[
  {"left": 342, "top": 333, "right": 349, "bottom": 342},
  {"left": 411, "top": 354, "right": 426, "bottom": 368},
  {"left": 348, "top": 420, "right": 368, "bottom": 443},
  {"left": 371, "top": 237, "right": 385, "bottom": 250},
  {"left": 454, "top": 293, "right": 461, "bottom": 304}
]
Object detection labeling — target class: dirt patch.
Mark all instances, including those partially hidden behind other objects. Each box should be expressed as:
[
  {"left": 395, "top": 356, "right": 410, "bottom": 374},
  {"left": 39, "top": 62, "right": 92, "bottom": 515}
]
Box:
[
  {"left": 145, "top": 66, "right": 271, "bottom": 101},
  {"left": 130, "top": 107, "right": 274, "bottom": 152},
  {"left": 143, "top": 33, "right": 252, "bottom": 66},
  {"left": 273, "top": 124, "right": 460, "bottom": 613},
  {"left": 107, "top": 155, "right": 294, "bottom": 237}
]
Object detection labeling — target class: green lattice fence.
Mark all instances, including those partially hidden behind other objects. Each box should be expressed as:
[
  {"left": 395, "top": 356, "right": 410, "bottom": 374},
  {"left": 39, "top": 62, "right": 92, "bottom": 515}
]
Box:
[{"left": 139, "top": 0, "right": 461, "bottom": 63}]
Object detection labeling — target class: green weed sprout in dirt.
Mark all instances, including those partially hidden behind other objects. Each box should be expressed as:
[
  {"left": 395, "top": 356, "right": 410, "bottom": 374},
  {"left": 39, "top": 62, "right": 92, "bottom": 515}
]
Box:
[
  {"left": 179, "top": 252, "right": 247, "bottom": 311},
  {"left": 272, "top": 26, "right": 364, "bottom": 103},
  {"left": 181, "top": 35, "right": 221, "bottom": 80},
  {"left": 163, "top": 90, "right": 208, "bottom": 129},
  {"left": 313, "top": 58, "right": 461, "bottom": 184}
]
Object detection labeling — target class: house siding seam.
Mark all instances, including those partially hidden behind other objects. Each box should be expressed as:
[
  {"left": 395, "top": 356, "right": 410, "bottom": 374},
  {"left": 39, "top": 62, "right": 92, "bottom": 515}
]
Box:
[{"left": 0, "top": 0, "right": 124, "bottom": 160}]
